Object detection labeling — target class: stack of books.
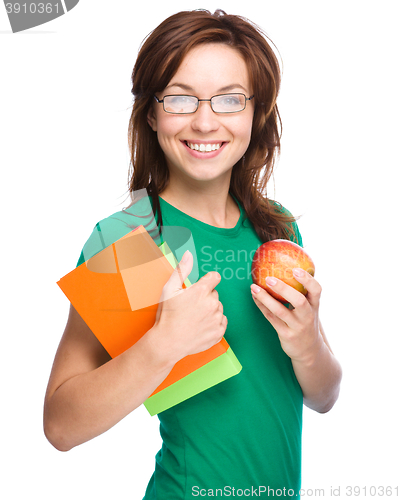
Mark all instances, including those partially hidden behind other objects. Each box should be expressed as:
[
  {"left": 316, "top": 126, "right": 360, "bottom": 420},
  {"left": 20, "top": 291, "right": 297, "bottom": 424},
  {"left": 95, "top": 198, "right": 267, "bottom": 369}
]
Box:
[{"left": 57, "top": 225, "right": 242, "bottom": 415}]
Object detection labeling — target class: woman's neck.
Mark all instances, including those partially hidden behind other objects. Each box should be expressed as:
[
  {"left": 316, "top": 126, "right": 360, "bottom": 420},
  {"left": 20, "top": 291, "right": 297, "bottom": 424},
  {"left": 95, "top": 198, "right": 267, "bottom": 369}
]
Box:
[{"left": 159, "top": 186, "right": 240, "bottom": 229}]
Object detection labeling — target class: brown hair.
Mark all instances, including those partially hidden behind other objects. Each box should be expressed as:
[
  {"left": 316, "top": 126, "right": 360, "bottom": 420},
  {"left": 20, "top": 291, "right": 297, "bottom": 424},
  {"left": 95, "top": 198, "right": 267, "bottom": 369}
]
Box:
[{"left": 127, "top": 9, "right": 298, "bottom": 243}]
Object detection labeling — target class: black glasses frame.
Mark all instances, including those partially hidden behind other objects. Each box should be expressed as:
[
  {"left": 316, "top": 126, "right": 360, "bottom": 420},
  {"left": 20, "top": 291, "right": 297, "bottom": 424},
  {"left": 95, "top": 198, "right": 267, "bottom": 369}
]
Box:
[{"left": 153, "top": 93, "right": 254, "bottom": 114}]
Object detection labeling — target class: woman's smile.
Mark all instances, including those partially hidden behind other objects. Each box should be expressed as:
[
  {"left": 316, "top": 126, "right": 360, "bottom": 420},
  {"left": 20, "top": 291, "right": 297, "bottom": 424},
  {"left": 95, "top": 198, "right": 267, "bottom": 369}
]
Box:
[{"left": 182, "top": 140, "right": 228, "bottom": 158}]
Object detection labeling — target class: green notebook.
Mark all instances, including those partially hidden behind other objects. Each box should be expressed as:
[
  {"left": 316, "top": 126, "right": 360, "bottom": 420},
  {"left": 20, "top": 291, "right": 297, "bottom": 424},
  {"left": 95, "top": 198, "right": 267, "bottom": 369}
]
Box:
[{"left": 143, "top": 241, "right": 242, "bottom": 415}]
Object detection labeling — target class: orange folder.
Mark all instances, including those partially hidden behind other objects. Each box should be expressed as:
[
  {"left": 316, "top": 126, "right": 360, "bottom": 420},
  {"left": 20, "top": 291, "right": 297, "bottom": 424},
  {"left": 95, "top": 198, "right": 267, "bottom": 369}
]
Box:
[{"left": 57, "top": 225, "right": 241, "bottom": 414}]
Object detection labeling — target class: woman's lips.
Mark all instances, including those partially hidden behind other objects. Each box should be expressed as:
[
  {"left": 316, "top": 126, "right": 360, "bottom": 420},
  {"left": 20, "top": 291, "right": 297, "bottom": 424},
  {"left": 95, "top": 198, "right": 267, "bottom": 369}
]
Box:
[{"left": 182, "top": 140, "right": 227, "bottom": 158}]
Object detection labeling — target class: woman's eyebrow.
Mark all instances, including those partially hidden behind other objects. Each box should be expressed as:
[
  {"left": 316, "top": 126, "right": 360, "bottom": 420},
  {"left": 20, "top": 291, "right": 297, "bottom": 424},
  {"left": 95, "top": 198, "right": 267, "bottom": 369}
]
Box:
[
  {"left": 165, "top": 83, "right": 194, "bottom": 92},
  {"left": 164, "top": 83, "right": 248, "bottom": 93},
  {"left": 217, "top": 84, "right": 248, "bottom": 93}
]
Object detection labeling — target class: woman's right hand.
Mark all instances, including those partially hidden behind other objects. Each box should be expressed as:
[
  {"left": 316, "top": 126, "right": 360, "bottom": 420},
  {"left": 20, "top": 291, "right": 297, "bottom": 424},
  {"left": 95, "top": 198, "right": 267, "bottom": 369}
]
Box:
[{"left": 152, "top": 250, "right": 228, "bottom": 364}]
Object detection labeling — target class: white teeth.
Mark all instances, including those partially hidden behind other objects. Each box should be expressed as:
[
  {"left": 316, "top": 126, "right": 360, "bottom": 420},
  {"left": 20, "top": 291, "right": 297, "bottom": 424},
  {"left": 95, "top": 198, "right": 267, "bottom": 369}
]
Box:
[{"left": 187, "top": 142, "right": 221, "bottom": 152}]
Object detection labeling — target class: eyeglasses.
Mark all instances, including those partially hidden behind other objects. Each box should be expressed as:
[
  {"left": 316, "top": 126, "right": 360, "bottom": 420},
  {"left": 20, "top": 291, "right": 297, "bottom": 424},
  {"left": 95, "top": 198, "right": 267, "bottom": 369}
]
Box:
[{"left": 153, "top": 93, "right": 254, "bottom": 114}]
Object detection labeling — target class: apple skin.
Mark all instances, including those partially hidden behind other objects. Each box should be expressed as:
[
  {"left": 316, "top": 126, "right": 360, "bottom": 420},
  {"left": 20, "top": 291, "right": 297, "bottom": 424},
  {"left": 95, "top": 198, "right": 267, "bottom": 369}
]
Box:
[{"left": 251, "top": 239, "right": 315, "bottom": 304}]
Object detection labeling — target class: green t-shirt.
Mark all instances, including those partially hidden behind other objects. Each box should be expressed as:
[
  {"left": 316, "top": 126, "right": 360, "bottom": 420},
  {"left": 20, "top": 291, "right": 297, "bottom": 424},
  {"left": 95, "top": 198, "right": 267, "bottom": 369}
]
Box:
[{"left": 77, "top": 192, "right": 303, "bottom": 499}]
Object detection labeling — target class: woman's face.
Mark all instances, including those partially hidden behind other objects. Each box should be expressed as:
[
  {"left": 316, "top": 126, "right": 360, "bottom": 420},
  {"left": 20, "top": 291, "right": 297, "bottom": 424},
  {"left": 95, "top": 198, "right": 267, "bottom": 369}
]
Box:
[{"left": 147, "top": 43, "right": 254, "bottom": 188}]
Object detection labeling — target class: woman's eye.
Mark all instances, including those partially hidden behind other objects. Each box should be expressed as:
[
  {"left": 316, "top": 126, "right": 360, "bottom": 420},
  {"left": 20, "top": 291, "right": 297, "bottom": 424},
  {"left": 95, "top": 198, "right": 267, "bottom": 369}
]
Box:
[
  {"left": 171, "top": 96, "right": 193, "bottom": 104},
  {"left": 226, "top": 97, "right": 238, "bottom": 104},
  {"left": 218, "top": 96, "right": 241, "bottom": 107}
]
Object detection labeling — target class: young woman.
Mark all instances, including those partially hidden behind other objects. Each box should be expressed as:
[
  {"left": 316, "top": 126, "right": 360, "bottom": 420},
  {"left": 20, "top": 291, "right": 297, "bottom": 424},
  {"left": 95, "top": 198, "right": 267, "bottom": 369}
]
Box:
[{"left": 44, "top": 9, "right": 342, "bottom": 499}]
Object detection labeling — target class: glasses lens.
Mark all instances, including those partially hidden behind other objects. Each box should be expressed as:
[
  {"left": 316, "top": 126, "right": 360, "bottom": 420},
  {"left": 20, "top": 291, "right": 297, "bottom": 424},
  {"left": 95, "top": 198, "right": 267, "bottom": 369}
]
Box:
[
  {"left": 164, "top": 95, "right": 198, "bottom": 114},
  {"left": 211, "top": 94, "right": 246, "bottom": 113}
]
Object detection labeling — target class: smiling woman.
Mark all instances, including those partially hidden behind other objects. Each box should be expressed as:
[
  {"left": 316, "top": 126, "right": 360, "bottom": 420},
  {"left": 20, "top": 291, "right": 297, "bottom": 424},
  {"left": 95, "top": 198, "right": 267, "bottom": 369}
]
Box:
[
  {"left": 44, "top": 9, "right": 341, "bottom": 500},
  {"left": 128, "top": 9, "right": 297, "bottom": 239}
]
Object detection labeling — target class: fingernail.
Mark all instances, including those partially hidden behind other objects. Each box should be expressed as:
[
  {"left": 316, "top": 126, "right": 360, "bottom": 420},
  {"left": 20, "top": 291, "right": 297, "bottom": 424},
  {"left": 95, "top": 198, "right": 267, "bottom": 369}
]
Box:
[
  {"left": 265, "top": 277, "right": 277, "bottom": 286},
  {"left": 250, "top": 284, "right": 261, "bottom": 293},
  {"left": 182, "top": 250, "right": 190, "bottom": 263},
  {"left": 293, "top": 268, "right": 304, "bottom": 277}
]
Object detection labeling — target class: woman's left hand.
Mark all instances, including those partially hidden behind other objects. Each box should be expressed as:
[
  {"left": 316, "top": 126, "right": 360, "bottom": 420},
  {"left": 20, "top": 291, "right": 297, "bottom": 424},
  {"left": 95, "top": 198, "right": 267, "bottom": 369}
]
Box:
[{"left": 250, "top": 268, "right": 322, "bottom": 363}]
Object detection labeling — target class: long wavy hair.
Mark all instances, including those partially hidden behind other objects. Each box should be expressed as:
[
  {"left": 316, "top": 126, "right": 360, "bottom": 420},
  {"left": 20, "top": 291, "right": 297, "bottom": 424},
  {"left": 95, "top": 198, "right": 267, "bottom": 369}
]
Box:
[{"left": 127, "top": 9, "right": 297, "bottom": 243}]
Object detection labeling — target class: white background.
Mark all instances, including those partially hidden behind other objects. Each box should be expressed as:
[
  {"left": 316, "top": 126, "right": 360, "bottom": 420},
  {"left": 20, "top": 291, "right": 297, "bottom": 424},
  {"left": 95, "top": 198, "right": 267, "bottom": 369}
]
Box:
[{"left": 1, "top": 1, "right": 401, "bottom": 498}]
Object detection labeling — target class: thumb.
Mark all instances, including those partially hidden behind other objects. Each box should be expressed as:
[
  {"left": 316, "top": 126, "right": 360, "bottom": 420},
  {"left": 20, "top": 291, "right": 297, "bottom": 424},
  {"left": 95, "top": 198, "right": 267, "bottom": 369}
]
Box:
[
  {"left": 196, "top": 270, "right": 221, "bottom": 291},
  {"left": 166, "top": 250, "right": 193, "bottom": 295},
  {"left": 155, "top": 250, "right": 193, "bottom": 322}
]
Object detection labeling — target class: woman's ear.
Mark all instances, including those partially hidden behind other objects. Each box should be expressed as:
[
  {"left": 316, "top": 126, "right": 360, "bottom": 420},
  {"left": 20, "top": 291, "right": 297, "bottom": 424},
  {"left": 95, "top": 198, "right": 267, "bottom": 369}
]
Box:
[{"left": 147, "top": 105, "right": 157, "bottom": 132}]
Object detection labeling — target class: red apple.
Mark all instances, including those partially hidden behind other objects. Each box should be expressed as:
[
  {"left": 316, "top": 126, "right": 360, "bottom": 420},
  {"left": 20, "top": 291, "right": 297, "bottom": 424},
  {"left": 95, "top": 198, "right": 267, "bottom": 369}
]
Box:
[{"left": 251, "top": 239, "right": 315, "bottom": 304}]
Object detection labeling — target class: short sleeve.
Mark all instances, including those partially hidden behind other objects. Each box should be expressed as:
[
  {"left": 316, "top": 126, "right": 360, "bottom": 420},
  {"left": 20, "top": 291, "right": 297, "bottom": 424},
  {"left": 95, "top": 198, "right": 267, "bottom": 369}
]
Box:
[
  {"left": 75, "top": 194, "right": 161, "bottom": 268},
  {"left": 291, "top": 220, "right": 303, "bottom": 247},
  {"left": 269, "top": 200, "right": 303, "bottom": 247},
  {"left": 76, "top": 250, "right": 85, "bottom": 267}
]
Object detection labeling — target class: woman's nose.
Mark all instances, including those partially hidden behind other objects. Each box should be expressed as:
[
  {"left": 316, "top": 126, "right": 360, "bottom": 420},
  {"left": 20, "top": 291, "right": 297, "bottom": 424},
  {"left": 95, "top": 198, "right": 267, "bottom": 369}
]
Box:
[{"left": 191, "top": 101, "right": 220, "bottom": 133}]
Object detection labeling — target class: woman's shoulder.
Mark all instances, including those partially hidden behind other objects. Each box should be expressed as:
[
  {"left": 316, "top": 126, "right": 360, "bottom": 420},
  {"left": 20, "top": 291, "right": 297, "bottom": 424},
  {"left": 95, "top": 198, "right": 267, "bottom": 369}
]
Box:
[
  {"left": 266, "top": 198, "right": 303, "bottom": 247},
  {"left": 267, "top": 198, "right": 291, "bottom": 216},
  {"left": 76, "top": 195, "right": 159, "bottom": 266}
]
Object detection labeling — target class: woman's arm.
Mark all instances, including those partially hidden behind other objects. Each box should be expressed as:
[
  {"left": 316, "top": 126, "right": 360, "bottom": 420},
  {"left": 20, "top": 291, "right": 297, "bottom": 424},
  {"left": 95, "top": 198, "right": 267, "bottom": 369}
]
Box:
[
  {"left": 44, "top": 252, "right": 226, "bottom": 451},
  {"left": 250, "top": 269, "right": 342, "bottom": 413},
  {"left": 290, "top": 320, "right": 342, "bottom": 413},
  {"left": 43, "top": 304, "right": 176, "bottom": 452}
]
